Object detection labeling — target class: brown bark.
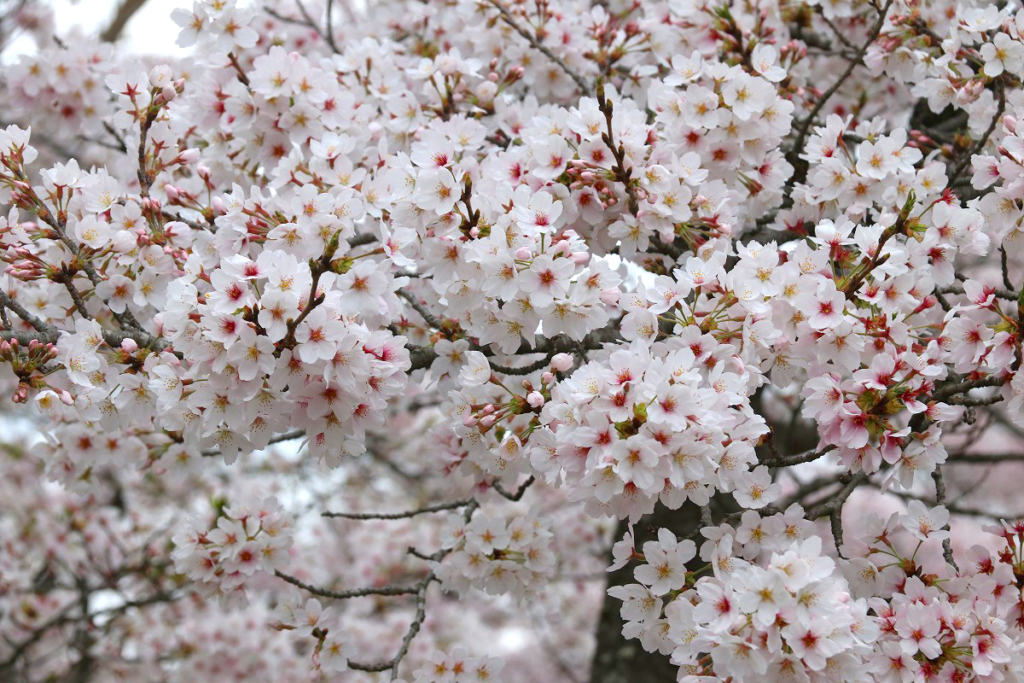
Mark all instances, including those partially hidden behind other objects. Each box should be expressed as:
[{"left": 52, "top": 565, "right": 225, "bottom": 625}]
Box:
[
  {"left": 589, "top": 502, "right": 702, "bottom": 683},
  {"left": 100, "top": 0, "right": 148, "bottom": 43}
]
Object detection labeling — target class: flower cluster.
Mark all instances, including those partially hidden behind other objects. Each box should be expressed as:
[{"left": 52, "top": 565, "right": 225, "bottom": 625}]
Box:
[
  {"left": 610, "top": 510, "right": 877, "bottom": 682},
  {"left": 433, "top": 510, "right": 555, "bottom": 601},
  {"left": 172, "top": 495, "right": 293, "bottom": 606},
  {"left": 411, "top": 648, "right": 506, "bottom": 683},
  {"left": 269, "top": 590, "right": 353, "bottom": 674},
  {"left": 839, "top": 505, "right": 1024, "bottom": 681}
]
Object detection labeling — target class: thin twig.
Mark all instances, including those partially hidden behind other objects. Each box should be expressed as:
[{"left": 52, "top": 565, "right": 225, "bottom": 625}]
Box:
[
  {"left": 1001, "top": 246, "right": 1014, "bottom": 292},
  {"left": 931, "top": 467, "right": 958, "bottom": 570},
  {"left": 760, "top": 444, "right": 837, "bottom": 468},
  {"left": 201, "top": 429, "right": 305, "bottom": 457},
  {"left": 948, "top": 83, "right": 1005, "bottom": 189},
  {"left": 493, "top": 475, "right": 535, "bottom": 501},
  {"left": 485, "top": 0, "right": 592, "bottom": 95},
  {"left": 323, "top": 499, "right": 472, "bottom": 520},
  {"left": 274, "top": 570, "right": 421, "bottom": 600},
  {"left": 397, "top": 289, "right": 444, "bottom": 330}
]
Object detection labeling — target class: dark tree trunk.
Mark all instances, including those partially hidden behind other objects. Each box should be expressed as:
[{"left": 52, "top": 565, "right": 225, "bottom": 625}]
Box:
[{"left": 589, "top": 502, "right": 703, "bottom": 683}]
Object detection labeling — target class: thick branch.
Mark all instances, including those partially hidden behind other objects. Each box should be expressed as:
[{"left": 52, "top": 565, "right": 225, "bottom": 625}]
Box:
[{"left": 100, "top": 0, "right": 149, "bottom": 42}]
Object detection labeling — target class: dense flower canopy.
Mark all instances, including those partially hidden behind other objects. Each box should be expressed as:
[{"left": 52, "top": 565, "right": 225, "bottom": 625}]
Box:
[{"left": 2, "top": 0, "right": 1024, "bottom": 681}]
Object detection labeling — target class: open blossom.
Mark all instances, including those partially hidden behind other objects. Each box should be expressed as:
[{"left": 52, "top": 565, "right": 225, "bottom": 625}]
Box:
[
  {"left": 518, "top": 254, "right": 575, "bottom": 307},
  {"left": 733, "top": 466, "right": 781, "bottom": 509},
  {"left": 898, "top": 500, "right": 950, "bottom": 542},
  {"left": 633, "top": 529, "right": 695, "bottom": 595},
  {"left": 414, "top": 167, "right": 461, "bottom": 214}
]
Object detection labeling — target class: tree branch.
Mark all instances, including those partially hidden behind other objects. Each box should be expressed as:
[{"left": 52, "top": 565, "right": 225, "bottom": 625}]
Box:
[
  {"left": 100, "top": 0, "right": 149, "bottom": 42},
  {"left": 274, "top": 570, "right": 422, "bottom": 600},
  {"left": 323, "top": 499, "right": 472, "bottom": 520},
  {"left": 485, "top": 0, "right": 592, "bottom": 96}
]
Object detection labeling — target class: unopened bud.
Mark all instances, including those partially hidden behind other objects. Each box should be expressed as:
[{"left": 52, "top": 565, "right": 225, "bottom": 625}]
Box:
[
  {"left": 178, "top": 148, "right": 200, "bottom": 164},
  {"left": 600, "top": 288, "right": 621, "bottom": 306},
  {"left": 550, "top": 353, "right": 574, "bottom": 372},
  {"left": 527, "top": 391, "right": 545, "bottom": 408}
]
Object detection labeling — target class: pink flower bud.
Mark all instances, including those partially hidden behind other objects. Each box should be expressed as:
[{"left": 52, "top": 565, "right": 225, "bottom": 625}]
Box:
[
  {"left": 600, "top": 288, "right": 621, "bottom": 306},
  {"left": 480, "top": 414, "right": 497, "bottom": 428},
  {"left": 1004, "top": 115, "right": 1018, "bottom": 135},
  {"left": 551, "top": 240, "right": 570, "bottom": 256},
  {"left": 463, "top": 413, "right": 478, "bottom": 427},
  {"left": 178, "top": 148, "right": 200, "bottom": 164},
  {"left": 59, "top": 390, "right": 74, "bottom": 406},
  {"left": 527, "top": 391, "right": 545, "bottom": 408},
  {"left": 164, "top": 184, "right": 180, "bottom": 201},
  {"left": 469, "top": 226, "right": 479, "bottom": 238},
  {"left": 121, "top": 338, "right": 138, "bottom": 353},
  {"left": 197, "top": 163, "right": 212, "bottom": 179},
  {"left": 550, "top": 353, "right": 574, "bottom": 372},
  {"left": 569, "top": 251, "right": 590, "bottom": 264},
  {"left": 515, "top": 247, "right": 533, "bottom": 260},
  {"left": 212, "top": 197, "right": 227, "bottom": 214},
  {"left": 542, "top": 371, "right": 555, "bottom": 384},
  {"left": 162, "top": 85, "right": 177, "bottom": 102},
  {"left": 481, "top": 404, "right": 495, "bottom": 415}
]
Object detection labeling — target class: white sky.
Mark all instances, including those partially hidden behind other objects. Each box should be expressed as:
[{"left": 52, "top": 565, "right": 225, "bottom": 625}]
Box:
[{"left": 6, "top": 0, "right": 194, "bottom": 60}]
